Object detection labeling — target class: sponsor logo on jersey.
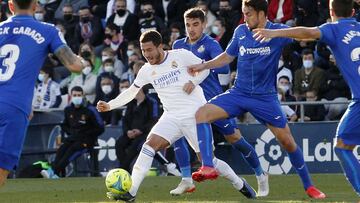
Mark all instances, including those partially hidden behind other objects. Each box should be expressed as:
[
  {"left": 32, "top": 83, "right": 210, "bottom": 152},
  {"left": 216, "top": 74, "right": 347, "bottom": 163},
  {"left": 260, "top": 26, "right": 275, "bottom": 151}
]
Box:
[{"left": 239, "top": 46, "right": 271, "bottom": 56}]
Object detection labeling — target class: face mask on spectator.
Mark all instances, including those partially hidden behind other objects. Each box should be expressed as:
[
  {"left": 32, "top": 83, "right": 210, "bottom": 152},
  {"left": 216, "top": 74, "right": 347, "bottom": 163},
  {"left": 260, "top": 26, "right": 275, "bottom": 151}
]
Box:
[
  {"left": 102, "top": 85, "right": 112, "bottom": 94},
  {"left": 104, "top": 65, "right": 114, "bottom": 72},
  {"left": 140, "top": 11, "right": 152, "bottom": 19},
  {"left": 71, "top": 96, "right": 83, "bottom": 106},
  {"left": 278, "top": 85, "right": 289, "bottom": 93},
  {"left": 116, "top": 9, "right": 126, "bottom": 17},
  {"left": 120, "top": 87, "right": 128, "bottom": 93},
  {"left": 81, "top": 16, "right": 90, "bottom": 23},
  {"left": 303, "top": 60, "right": 313, "bottom": 69},
  {"left": 277, "top": 94, "right": 282, "bottom": 101},
  {"left": 126, "top": 50, "right": 134, "bottom": 57},
  {"left": 34, "top": 13, "right": 44, "bottom": 21},
  {"left": 211, "top": 26, "right": 221, "bottom": 36},
  {"left": 63, "top": 14, "right": 73, "bottom": 21},
  {"left": 82, "top": 66, "right": 92, "bottom": 75},
  {"left": 38, "top": 0, "right": 48, "bottom": 4},
  {"left": 81, "top": 51, "right": 91, "bottom": 59},
  {"left": 38, "top": 73, "right": 45, "bottom": 82},
  {"left": 278, "top": 59, "right": 284, "bottom": 68}
]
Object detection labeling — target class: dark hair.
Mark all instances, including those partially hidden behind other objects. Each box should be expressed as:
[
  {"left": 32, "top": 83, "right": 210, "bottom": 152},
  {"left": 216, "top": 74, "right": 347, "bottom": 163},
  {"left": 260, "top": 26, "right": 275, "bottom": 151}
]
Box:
[
  {"left": 215, "top": 18, "right": 226, "bottom": 27},
  {"left": 71, "top": 86, "right": 84, "bottom": 93},
  {"left": 184, "top": 7, "right": 206, "bottom": 22},
  {"left": 103, "top": 58, "right": 114, "bottom": 65},
  {"left": 140, "top": 30, "right": 162, "bottom": 47},
  {"left": 332, "top": 0, "right": 353, "bottom": 17},
  {"left": 278, "top": 75, "right": 290, "bottom": 82},
  {"left": 106, "top": 23, "right": 121, "bottom": 33},
  {"left": 242, "top": 0, "right": 268, "bottom": 15},
  {"left": 302, "top": 49, "right": 314, "bottom": 58},
  {"left": 63, "top": 3, "right": 73, "bottom": 9},
  {"left": 219, "top": 0, "right": 231, "bottom": 3},
  {"left": 120, "top": 79, "right": 130, "bottom": 83},
  {"left": 13, "top": 0, "right": 34, "bottom": 9},
  {"left": 141, "top": 1, "right": 153, "bottom": 6}
]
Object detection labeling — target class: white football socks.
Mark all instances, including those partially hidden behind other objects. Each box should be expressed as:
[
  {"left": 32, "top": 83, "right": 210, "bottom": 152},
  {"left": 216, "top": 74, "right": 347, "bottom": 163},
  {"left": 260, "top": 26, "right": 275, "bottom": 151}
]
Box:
[
  {"left": 129, "top": 144, "right": 155, "bottom": 196},
  {"left": 213, "top": 157, "right": 244, "bottom": 190}
]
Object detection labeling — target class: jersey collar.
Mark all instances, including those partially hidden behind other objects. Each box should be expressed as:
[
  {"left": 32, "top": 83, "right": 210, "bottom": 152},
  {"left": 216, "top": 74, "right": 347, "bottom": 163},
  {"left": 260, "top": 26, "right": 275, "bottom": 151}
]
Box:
[{"left": 337, "top": 17, "right": 357, "bottom": 23}]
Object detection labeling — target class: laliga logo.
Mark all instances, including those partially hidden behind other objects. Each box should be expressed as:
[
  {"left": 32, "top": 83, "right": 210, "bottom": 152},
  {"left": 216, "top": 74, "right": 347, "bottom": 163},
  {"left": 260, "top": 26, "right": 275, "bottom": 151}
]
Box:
[
  {"left": 255, "top": 129, "right": 292, "bottom": 174},
  {"left": 97, "top": 137, "right": 117, "bottom": 161}
]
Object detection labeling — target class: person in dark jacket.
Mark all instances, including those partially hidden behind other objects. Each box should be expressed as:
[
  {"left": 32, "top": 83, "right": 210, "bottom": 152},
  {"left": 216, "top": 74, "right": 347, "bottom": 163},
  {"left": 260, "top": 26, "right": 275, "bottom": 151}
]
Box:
[
  {"left": 50, "top": 86, "right": 104, "bottom": 177},
  {"left": 299, "top": 90, "right": 326, "bottom": 121}
]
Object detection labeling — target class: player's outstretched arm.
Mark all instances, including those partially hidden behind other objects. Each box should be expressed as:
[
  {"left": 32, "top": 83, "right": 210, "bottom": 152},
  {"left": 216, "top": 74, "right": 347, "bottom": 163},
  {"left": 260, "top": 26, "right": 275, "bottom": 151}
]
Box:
[
  {"left": 253, "top": 27, "right": 321, "bottom": 42},
  {"left": 97, "top": 84, "right": 140, "bottom": 112},
  {"left": 188, "top": 52, "right": 234, "bottom": 76},
  {"left": 55, "top": 46, "right": 84, "bottom": 73}
]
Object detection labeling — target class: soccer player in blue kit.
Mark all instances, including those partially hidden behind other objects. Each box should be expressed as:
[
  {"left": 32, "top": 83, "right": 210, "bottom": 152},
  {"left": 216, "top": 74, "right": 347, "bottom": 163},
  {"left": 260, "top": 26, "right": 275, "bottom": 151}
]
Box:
[
  {"left": 0, "top": 0, "right": 84, "bottom": 187},
  {"left": 188, "top": 0, "right": 326, "bottom": 199},
  {"left": 170, "top": 7, "right": 268, "bottom": 197},
  {"left": 253, "top": 0, "right": 360, "bottom": 197}
]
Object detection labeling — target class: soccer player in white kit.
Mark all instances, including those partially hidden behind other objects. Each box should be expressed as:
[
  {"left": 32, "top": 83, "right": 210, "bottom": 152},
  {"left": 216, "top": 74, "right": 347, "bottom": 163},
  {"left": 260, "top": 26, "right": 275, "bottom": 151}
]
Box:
[{"left": 97, "top": 30, "right": 257, "bottom": 201}]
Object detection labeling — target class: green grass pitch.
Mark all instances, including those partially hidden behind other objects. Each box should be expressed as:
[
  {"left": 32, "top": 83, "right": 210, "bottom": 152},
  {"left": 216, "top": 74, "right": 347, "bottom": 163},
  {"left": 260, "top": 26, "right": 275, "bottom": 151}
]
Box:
[{"left": 0, "top": 174, "right": 358, "bottom": 202}]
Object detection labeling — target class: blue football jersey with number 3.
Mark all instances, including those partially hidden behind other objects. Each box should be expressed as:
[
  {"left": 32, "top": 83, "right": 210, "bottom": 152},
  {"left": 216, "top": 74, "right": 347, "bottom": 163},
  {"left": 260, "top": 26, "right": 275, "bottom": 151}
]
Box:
[{"left": 0, "top": 15, "right": 66, "bottom": 115}]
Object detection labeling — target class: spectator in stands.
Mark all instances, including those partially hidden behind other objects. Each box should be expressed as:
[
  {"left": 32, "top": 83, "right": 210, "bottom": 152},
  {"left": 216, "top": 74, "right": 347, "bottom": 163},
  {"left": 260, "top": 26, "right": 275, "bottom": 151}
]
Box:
[
  {"left": 107, "top": 0, "right": 140, "bottom": 42},
  {"left": 74, "top": 6, "right": 104, "bottom": 47},
  {"left": 132, "top": 60, "right": 145, "bottom": 77},
  {"left": 34, "top": 4, "right": 46, "bottom": 22},
  {"left": 294, "top": 49, "right": 326, "bottom": 100},
  {"left": 101, "top": 47, "right": 126, "bottom": 78},
  {"left": 111, "top": 79, "right": 131, "bottom": 126},
  {"left": 316, "top": 0, "right": 330, "bottom": 24},
  {"left": 68, "top": 59, "right": 97, "bottom": 104},
  {"left": 322, "top": 54, "right": 350, "bottom": 120},
  {"left": 217, "top": 0, "right": 241, "bottom": 31},
  {"left": 106, "top": 0, "right": 136, "bottom": 20},
  {"left": 126, "top": 41, "right": 142, "bottom": 60},
  {"left": 40, "top": 0, "right": 60, "bottom": 24},
  {"left": 196, "top": 1, "right": 216, "bottom": 34},
  {"left": 278, "top": 75, "right": 297, "bottom": 111},
  {"left": 78, "top": 42, "right": 102, "bottom": 74},
  {"left": 55, "top": 0, "right": 88, "bottom": 21},
  {"left": 121, "top": 55, "right": 139, "bottom": 84},
  {"left": 281, "top": 44, "right": 303, "bottom": 73},
  {"left": 88, "top": 0, "right": 109, "bottom": 19},
  {"left": 277, "top": 56, "right": 293, "bottom": 83},
  {"left": 278, "top": 88, "right": 297, "bottom": 122},
  {"left": 58, "top": 4, "right": 80, "bottom": 52},
  {"left": 44, "top": 86, "right": 104, "bottom": 178},
  {"left": 314, "top": 42, "right": 332, "bottom": 70},
  {"left": 268, "top": 0, "right": 294, "bottom": 25},
  {"left": 95, "top": 74, "right": 119, "bottom": 124},
  {"left": 293, "top": 0, "right": 319, "bottom": 26},
  {"left": 167, "top": 22, "right": 185, "bottom": 48},
  {"left": 96, "top": 58, "right": 120, "bottom": 98},
  {"left": 32, "top": 59, "right": 62, "bottom": 110},
  {"left": 115, "top": 87, "right": 158, "bottom": 172},
  {"left": 102, "top": 23, "right": 128, "bottom": 61},
  {"left": 151, "top": 0, "right": 187, "bottom": 27},
  {"left": 299, "top": 90, "right": 326, "bottom": 122},
  {"left": 138, "top": 2, "right": 166, "bottom": 34},
  {"left": 210, "top": 18, "right": 232, "bottom": 51}
]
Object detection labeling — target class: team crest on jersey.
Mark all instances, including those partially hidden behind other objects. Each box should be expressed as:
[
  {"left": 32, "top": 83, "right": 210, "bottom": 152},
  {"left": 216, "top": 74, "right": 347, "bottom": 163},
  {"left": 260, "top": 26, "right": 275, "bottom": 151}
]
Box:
[
  {"left": 171, "top": 61, "right": 178, "bottom": 69},
  {"left": 197, "top": 45, "right": 205, "bottom": 53}
]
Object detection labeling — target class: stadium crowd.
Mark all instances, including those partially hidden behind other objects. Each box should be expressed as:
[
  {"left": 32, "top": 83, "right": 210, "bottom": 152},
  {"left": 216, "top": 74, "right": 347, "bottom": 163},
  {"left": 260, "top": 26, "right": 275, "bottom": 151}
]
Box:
[{"left": 0, "top": 0, "right": 356, "bottom": 176}]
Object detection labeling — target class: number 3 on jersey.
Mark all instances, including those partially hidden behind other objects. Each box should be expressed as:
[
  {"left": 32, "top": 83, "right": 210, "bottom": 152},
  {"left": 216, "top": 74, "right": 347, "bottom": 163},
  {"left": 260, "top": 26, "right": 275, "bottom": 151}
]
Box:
[{"left": 0, "top": 44, "right": 20, "bottom": 82}]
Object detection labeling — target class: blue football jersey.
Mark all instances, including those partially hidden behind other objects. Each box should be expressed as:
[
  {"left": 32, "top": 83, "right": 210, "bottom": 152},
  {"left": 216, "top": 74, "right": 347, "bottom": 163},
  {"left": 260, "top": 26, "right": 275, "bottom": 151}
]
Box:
[
  {"left": 173, "top": 34, "right": 230, "bottom": 100},
  {"left": 319, "top": 18, "right": 360, "bottom": 99},
  {"left": 226, "top": 21, "right": 292, "bottom": 95},
  {"left": 0, "top": 15, "right": 66, "bottom": 115}
]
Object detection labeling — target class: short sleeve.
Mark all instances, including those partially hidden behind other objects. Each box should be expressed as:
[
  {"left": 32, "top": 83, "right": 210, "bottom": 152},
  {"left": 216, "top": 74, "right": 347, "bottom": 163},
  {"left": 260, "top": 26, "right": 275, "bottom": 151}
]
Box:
[
  {"left": 225, "top": 27, "right": 240, "bottom": 57},
  {"left": 49, "top": 26, "right": 67, "bottom": 53},
  {"left": 208, "top": 39, "right": 224, "bottom": 59},
  {"left": 133, "top": 65, "right": 149, "bottom": 88},
  {"left": 172, "top": 39, "right": 181, "bottom": 49},
  {"left": 318, "top": 23, "right": 336, "bottom": 46}
]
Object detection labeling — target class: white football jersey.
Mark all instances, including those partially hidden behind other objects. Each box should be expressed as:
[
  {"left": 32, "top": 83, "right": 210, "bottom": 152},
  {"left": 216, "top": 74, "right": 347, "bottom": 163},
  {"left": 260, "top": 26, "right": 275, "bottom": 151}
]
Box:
[{"left": 134, "top": 49, "right": 207, "bottom": 119}]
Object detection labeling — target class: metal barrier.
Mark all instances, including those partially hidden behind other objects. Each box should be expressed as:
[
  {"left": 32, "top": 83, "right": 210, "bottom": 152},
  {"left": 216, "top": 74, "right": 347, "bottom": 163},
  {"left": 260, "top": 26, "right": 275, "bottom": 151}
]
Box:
[{"left": 281, "top": 100, "right": 350, "bottom": 122}]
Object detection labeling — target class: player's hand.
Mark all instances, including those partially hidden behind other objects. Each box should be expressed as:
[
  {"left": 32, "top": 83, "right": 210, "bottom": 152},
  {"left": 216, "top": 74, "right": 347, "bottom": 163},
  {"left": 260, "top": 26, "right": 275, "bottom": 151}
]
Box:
[
  {"left": 183, "top": 81, "right": 195, "bottom": 94},
  {"left": 252, "top": 28, "right": 274, "bottom": 43},
  {"left": 96, "top": 101, "right": 110, "bottom": 112},
  {"left": 188, "top": 63, "right": 206, "bottom": 76}
]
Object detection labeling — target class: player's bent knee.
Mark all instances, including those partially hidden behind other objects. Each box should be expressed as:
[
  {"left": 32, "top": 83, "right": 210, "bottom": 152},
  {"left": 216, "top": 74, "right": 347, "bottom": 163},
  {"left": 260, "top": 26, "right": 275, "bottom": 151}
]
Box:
[
  {"left": 278, "top": 138, "right": 297, "bottom": 152},
  {"left": 145, "top": 134, "right": 170, "bottom": 151},
  {"left": 195, "top": 106, "right": 208, "bottom": 123}
]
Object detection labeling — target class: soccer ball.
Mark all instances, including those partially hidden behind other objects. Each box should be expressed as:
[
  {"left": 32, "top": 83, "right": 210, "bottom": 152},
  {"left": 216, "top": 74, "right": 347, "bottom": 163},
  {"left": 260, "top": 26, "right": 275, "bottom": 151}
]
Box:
[{"left": 105, "top": 168, "right": 132, "bottom": 195}]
